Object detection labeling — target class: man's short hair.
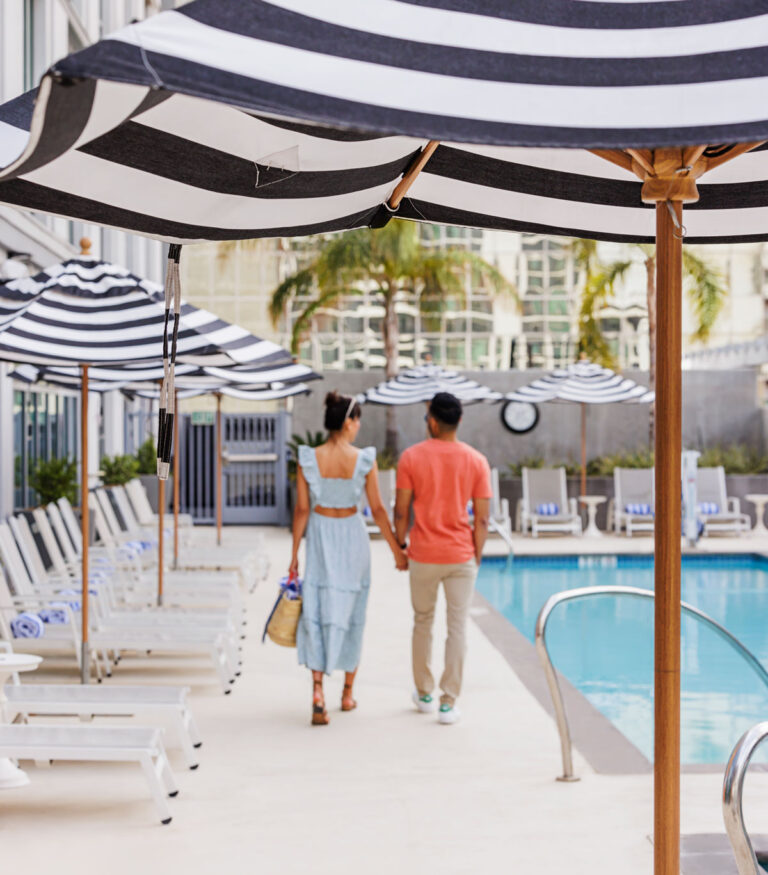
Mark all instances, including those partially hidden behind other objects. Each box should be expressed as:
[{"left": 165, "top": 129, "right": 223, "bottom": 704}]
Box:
[{"left": 429, "top": 392, "right": 463, "bottom": 427}]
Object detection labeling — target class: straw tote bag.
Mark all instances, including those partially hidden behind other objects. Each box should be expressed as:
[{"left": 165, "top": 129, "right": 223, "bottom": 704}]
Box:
[{"left": 263, "top": 575, "right": 302, "bottom": 648}]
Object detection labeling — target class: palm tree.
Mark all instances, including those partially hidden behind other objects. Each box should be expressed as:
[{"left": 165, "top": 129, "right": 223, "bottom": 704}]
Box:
[
  {"left": 572, "top": 240, "right": 727, "bottom": 443},
  {"left": 269, "top": 220, "right": 516, "bottom": 453}
]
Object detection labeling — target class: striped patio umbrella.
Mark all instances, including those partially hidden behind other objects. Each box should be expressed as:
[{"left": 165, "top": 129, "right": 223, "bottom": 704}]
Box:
[
  {"left": 2, "top": 2, "right": 768, "bottom": 866},
  {"left": 507, "top": 361, "right": 654, "bottom": 494},
  {"left": 364, "top": 364, "right": 501, "bottom": 406},
  {"left": 0, "top": 249, "right": 299, "bottom": 679}
]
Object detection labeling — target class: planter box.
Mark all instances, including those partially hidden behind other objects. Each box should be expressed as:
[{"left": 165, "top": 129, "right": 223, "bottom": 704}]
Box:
[
  {"left": 500, "top": 472, "right": 768, "bottom": 531},
  {"left": 138, "top": 474, "right": 173, "bottom": 513}
]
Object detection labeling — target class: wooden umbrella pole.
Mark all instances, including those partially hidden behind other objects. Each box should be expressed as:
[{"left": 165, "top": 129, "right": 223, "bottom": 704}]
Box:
[
  {"left": 580, "top": 402, "right": 587, "bottom": 497},
  {"left": 173, "top": 390, "right": 180, "bottom": 570},
  {"left": 216, "top": 393, "right": 222, "bottom": 547},
  {"left": 80, "top": 365, "right": 89, "bottom": 684},
  {"left": 158, "top": 476, "right": 164, "bottom": 607},
  {"left": 653, "top": 197, "right": 683, "bottom": 875}
]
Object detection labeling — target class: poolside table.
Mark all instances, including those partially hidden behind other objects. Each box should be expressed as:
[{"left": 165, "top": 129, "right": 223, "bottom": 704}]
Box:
[
  {"left": 0, "top": 653, "right": 42, "bottom": 788},
  {"left": 579, "top": 495, "right": 606, "bottom": 538},
  {"left": 746, "top": 494, "right": 768, "bottom": 535}
]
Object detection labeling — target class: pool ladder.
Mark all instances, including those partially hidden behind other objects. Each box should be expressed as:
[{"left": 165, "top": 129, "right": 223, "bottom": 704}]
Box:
[
  {"left": 723, "top": 722, "right": 768, "bottom": 875},
  {"left": 535, "top": 585, "right": 768, "bottom": 783}
]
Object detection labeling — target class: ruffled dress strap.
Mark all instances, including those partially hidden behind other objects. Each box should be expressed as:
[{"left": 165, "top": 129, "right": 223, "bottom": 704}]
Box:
[
  {"left": 297, "top": 444, "right": 320, "bottom": 502},
  {"left": 356, "top": 446, "right": 377, "bottom": 483}
]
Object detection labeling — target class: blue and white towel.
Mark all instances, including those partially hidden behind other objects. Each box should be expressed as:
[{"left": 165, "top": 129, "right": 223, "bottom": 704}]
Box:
[
  {"left": 10, "top": 612, "right": 44, "bottom": 638},
  {"left": 536, "top": 503, "right": 559, "bottom": 516},
  {"left": 697, "top": 502, "right": 720, "bottom": 515},
  {"left": 38, "top": 606, "right": 68, "bottom": 625},
  {"left": 625, "top": 503, "right": 653, "bottom": 516},
  {"left": 57, "top": 588, "right": 98, "bottom": 611}
]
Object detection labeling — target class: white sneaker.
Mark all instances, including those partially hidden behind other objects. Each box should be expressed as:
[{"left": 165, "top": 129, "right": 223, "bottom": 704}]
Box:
[
  {"left": 412, "top": 691, "right": 436, "bottom": 713},
  {"left": 438, "top": 703, "right": 461, "bottom": 725}
]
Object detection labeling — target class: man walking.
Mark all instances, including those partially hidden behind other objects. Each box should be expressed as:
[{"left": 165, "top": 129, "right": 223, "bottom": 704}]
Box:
[{"left": 394, "top": 392, "right": 491, "bottom": 724}]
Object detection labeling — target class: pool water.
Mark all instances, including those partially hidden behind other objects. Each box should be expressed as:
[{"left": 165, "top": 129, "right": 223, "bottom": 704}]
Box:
[{"left": 476, "top": 555, "right": 768, "bottom": 764}]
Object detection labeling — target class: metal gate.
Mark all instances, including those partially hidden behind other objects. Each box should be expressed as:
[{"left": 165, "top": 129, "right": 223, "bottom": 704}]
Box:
[{"left": 179, "top": 412, "right": 289, "bottom": 526}]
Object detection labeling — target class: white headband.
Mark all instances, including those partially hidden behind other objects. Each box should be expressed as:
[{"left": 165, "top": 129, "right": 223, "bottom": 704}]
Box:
[{"left": 344, "top": 397, "right": 356, "bottom": 421}]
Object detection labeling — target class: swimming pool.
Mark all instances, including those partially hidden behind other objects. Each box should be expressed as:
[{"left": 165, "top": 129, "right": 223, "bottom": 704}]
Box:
[{"left": 476, "top": 554, "right": 768, "bottom": 765}]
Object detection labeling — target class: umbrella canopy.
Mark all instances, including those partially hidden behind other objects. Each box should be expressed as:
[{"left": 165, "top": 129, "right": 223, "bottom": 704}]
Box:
[
  {"left": 11, "top": 360, "right": 318, "bottom": 392},
  {"left": 507, "top": 361, "right": 654, "bottom": 405},
  {"left": 364, "top": 364, "right": 501, "bottom": 405},
  {"left": 508, "top": 361, "right": 653, "bottom": 495},
  {"left": 0, "top": 3, "right": 767, "bottom": 243},
  {"left": 0, "top": 256, "right": 289, "bottom": 367}
]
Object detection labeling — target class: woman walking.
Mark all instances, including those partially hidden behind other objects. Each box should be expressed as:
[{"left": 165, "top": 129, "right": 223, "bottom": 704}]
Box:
[{"left": 290, "top": 392, "right": 408, "bottom": 725}]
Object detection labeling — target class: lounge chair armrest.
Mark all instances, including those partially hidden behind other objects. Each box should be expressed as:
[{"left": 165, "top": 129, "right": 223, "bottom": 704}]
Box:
[
  {"left": 728, "top": 496, "right": 741, "bottom": 514},
  {"left": 569, "top": 497, "right": 579, "bottom": 517}
]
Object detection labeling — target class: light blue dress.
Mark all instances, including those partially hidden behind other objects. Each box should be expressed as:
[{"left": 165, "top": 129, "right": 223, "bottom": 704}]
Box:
[{"left": 297, "top": 444, "right": 377, "bottom": 674}]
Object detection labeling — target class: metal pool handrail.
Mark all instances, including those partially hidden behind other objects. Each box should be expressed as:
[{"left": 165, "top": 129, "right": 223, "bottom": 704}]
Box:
[
  {"left": 534, "top": 585, "right": 768, "bottom": 782},
  {"left": 723, "top": 721, "right": 768, "bottom": 875}
]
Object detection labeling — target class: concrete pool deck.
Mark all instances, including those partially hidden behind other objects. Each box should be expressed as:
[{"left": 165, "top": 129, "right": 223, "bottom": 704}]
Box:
[{"left": 2, "top": 526, "right": 768, "bottom": 874}]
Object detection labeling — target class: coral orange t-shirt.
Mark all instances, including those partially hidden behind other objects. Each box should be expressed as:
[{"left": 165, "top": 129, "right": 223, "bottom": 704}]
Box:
[{"left": 396, "top": 439, "right": 492, "bottom": 564}]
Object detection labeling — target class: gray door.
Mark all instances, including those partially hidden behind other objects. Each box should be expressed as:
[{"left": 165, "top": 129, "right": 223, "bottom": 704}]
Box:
[
  {"left": 179, "top": 412, "right": 289, "bottom": 526},
  {"left": 221, "top": 412, "right": 289, "bottom": 525}
]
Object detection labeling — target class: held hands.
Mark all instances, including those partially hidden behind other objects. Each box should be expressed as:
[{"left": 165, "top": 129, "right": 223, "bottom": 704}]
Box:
[{"left": 393, "top": 545, "right": 409, "bottom": 571}]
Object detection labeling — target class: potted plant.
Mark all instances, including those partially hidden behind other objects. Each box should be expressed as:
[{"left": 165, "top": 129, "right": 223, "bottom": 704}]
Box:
[
  {"left": 100, "top": 453, "right": 139, "bottom": 486},
  {"left": 29, "top": 457, "right": 78, "bottom": 506}
]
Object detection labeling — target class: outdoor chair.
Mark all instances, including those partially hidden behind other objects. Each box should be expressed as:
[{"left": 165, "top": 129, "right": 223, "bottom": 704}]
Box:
[
  {"left": 0, "top": 724, "right": 178, "bottom": 824},
  {"left": 489, "top": 468, "right": 514, "bottom": 550},
  {"left": 695, "top": 466, "right": 750, "bottom": 536},
  {"left": 520, "top": 467, "right": 582, "bottom": 537},
  {"left": 613, "top": 468, "right": 655, "bottom": 536},
  {"left": 0, "top": 520, "right": 239, "bottom": 691},
  {"left": 5, "top": 681, "right": 202, "bottom": 770},
  {"left": 125, "top": 478, "right": 194, "bottom": 529},
  {"left": 360, "top": 469, "right": 396, "bottom": 535}
]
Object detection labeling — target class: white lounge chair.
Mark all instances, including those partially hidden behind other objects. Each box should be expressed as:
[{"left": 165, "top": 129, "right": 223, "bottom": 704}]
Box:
[
  {"left": 125, "top": 480, "right": 267, "bottom": 590},
  {"left": 489, "top": 468, "right": 514, "bottom": 550},
  {"left": 0, "top": 521, "right": 239, "bottom": 691},
  {"left": 0, "top": 725, "right": 178, "bottom": 824},
  {"left": 520, "top": 467, "right": 582, "bottom": 537},
  {"left": 614, "top": 467, "right": 655, "bottom": 536},
  {"left": 696, "top": 466, "right": 750, "bottom": 536},
  {"left": 5, "top": 683, "right": 202, "bottom": 770}
]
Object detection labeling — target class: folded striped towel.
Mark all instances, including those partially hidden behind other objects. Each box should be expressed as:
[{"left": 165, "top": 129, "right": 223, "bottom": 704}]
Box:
[
  {"left": 625, "top": 503, "right": 653, "bottom": 515},
  {"left": 38, "top": 607, "right": 68, "bottom": 625},
  {"left": 697, "top": 502, "right": 720, "bottom": 515},
  {"left": 536, "top": 503, "right": 559, "bottom": 516},
  {"left": 10, "top": 612, "right": 44, "bottom": 638}
]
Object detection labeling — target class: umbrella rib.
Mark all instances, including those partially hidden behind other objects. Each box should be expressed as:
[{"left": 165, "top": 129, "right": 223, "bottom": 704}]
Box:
[{"left": 388, "top": 140, "right": 440, "bottom": 210}]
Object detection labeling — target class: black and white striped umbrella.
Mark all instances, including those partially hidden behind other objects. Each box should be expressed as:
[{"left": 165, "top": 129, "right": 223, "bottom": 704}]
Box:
[
  {"left": 507, "top": 361, "right": 653, "bottom": 493},
  {"left": 0, "top": 2, "right": 767, "bottom": 243},
  {"left": 0, "top": 254, "right": 296, "bottom": 476},
  {"left": 0, "top": 256, "right": 289, "bottom": 367},
  {"left": 507, "top": 361, "right": 654, "bottom": 405},
  {"left": 364, "top": 364, "right": 501, "bottom": 406}
]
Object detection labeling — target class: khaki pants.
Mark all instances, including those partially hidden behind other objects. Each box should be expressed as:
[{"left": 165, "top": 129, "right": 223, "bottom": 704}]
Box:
[{"left": 409, "top": 558, "right": 477, "bottom": 706}]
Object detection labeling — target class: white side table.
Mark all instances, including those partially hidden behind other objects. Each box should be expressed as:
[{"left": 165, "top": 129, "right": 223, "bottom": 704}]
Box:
[
  {"left": 746, "top": 494, "right": 768, "bottom": 536},
  {"left": 579, "top": 495, "right": 607, "bottom": 538},
  {"left": 0, "top": 653, "right": 42, "bottom": 788}
]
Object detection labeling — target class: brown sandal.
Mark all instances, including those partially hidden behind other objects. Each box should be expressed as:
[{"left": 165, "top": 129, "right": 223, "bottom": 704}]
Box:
[
  {"left": 312, "top": 681, "right": 329, "bottom": 726},
  {"left": 341, "top": 683, "right": 357, "bottom": 712}
]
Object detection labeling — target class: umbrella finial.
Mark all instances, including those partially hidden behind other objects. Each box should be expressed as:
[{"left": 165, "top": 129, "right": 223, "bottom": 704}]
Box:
[{"left": 79, "top": 237, "right": 92, "bottom": 256}]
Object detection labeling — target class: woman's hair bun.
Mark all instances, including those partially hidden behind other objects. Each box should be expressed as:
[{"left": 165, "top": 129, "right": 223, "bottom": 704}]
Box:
[{"left": 324, "top": 390, "right": 361, "bottom": 431}]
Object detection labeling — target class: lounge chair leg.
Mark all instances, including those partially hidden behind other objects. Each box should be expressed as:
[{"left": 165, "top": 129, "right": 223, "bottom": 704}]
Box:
[
  {"left": 171, "top": 710, "right": 199, "bottom": 770},
  {"left": 139, "top": 753, "right": 173, "bottom": 824}
]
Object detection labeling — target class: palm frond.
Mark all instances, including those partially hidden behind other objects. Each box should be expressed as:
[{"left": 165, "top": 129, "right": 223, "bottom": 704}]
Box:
[
  {"left": 268, "top": 268, "right": 316, "bottom": 327},
  {"left": 682, "top": 247, "right": 728, "bottom": 342},
  {"left": 289, "top": 286, "right": 364, "bottom": 354}
]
